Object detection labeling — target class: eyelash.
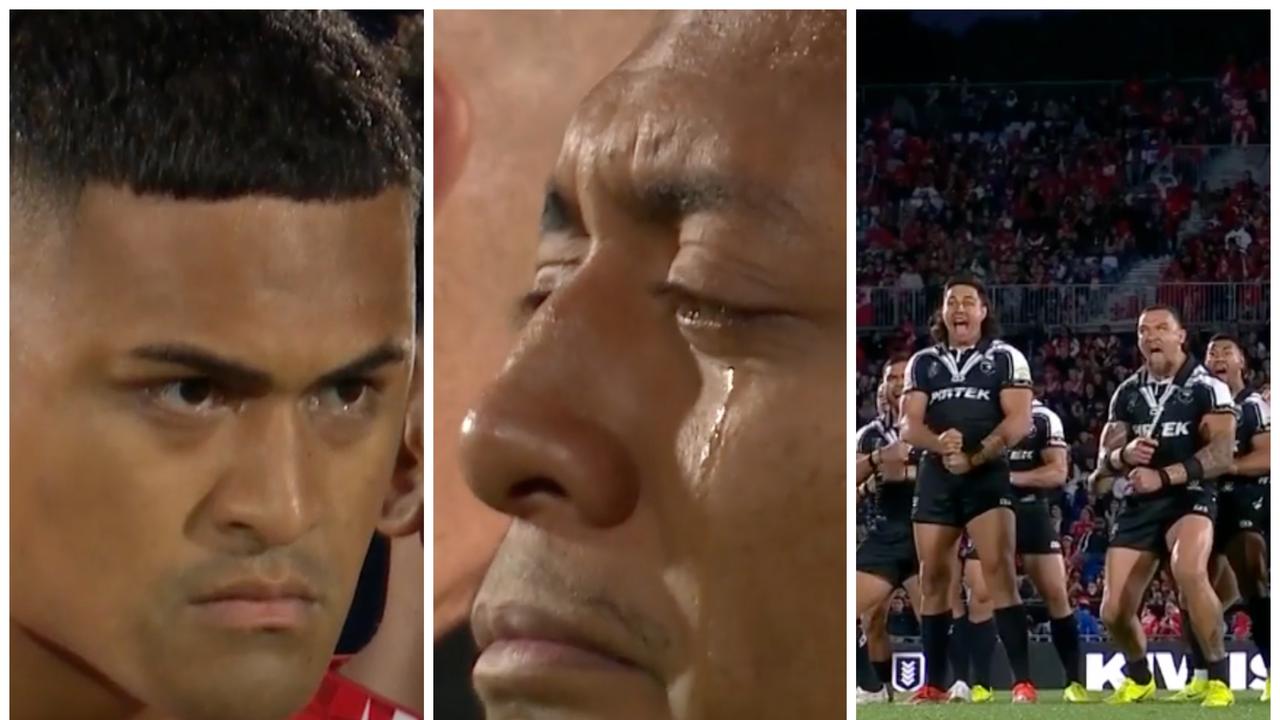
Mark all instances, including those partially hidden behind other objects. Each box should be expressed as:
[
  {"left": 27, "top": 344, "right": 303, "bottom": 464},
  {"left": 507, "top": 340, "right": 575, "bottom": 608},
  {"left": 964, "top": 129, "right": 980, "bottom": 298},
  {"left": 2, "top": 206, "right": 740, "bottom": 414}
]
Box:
[
  {"left": 518, "top": 283, "right": 776, "bottom": 330},
  {"left": 141, "top": 376, "right": 380, "bottom": 416}
]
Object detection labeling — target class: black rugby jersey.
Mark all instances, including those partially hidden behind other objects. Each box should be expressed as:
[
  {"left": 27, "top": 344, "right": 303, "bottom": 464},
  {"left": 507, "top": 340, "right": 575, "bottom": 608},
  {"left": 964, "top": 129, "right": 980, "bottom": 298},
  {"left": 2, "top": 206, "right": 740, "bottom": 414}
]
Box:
[
  {"left": 1223, "top": 387, "right": 1270, "bottom": 489},
  {"left": 854, "top": 416, "right": 914, "bottom": 524},
  {"left": 1106, "top": 355, "right": 1234, "bottom": 497},
  {"left": 904, "top": 338, "right": 1033, "bottom": 454},
  {"left": 1009, "top": 400, "right": 1067, "bottom": 500}
]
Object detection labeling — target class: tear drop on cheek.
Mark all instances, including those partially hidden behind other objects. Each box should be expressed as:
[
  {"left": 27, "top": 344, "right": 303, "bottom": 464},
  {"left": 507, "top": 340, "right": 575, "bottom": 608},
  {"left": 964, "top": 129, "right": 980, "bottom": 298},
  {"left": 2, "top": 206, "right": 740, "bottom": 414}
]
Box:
[{"left": 697, "top": 366, "right": 736, "bottom": 484}]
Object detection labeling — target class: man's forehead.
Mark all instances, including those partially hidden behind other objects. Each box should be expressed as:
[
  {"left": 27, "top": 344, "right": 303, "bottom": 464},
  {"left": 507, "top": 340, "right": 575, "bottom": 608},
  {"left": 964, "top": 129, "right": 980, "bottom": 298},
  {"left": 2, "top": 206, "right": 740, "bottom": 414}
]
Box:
[{"left": 623, "top": 10, "right": 844, "bottom": 77}]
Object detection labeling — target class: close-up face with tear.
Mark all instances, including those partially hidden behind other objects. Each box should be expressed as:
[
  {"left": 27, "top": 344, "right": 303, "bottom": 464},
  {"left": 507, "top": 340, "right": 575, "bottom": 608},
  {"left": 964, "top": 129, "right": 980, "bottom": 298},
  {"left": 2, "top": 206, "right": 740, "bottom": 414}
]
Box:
[{"left": 460, "top": 10, "right": 846, "bottom": 720}]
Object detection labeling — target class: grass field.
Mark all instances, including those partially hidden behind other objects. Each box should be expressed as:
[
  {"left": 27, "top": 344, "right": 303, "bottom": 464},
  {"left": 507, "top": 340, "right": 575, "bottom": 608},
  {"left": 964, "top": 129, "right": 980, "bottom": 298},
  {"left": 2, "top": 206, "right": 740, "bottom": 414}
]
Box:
[{"left": 857, "top": 692, "right": 1271, "bottom": 719}]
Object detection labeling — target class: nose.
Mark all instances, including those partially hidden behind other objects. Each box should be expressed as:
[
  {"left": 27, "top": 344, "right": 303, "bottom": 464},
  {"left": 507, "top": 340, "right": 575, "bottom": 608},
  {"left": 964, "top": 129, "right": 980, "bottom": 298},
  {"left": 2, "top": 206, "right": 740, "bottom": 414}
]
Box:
[
  {"left": 201, "top": 405, "right": 319, "bottom": 554},
  {"left": 458, "top": 265, "right": 654, "bottom": 532},
  {"left": 460, "top": 392, "right": 638, "bottom": 528}
]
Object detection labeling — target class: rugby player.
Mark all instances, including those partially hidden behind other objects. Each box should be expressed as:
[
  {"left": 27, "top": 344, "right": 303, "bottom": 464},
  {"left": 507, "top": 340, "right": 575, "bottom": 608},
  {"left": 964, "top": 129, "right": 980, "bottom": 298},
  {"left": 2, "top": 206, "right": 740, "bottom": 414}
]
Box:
[
  {"left": 900, "top": 278, "right": 1037, "bottom": 703},
  {"left": 855, "top": 359, "right": 923, "bottom": 703},
  {"left": 1092, "top": 307, "right": 1236, "bottom": 707},
  {"left": 957, "top": 399, "right": 1089, "bottom": 702},
  {"left": 1167, "top": 334, "right": 1269, "bottom": 703}
]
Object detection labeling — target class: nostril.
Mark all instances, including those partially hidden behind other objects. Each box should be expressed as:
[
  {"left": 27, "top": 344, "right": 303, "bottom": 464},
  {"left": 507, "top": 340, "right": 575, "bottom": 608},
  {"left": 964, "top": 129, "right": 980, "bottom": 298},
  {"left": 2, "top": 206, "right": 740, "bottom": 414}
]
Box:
[{"left": 509, "top": 477, "right": 568, "bottom": 501}]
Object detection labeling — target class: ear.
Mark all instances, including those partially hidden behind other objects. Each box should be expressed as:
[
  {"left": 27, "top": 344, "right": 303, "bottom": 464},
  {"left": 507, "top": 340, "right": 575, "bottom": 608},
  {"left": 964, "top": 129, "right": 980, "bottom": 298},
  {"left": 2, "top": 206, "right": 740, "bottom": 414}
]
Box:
[
  {"left": 378, "top": 338, "right": 424, "bottom": 539},
  {"left": 435, "top": 65, "right": 471, "bottom": 208}
]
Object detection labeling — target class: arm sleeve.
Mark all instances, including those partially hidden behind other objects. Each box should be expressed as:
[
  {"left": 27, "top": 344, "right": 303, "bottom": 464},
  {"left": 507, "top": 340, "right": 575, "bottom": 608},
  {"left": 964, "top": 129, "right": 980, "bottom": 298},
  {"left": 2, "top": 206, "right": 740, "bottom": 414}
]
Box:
[
  {"left": 1041, "top": 407, "right": 1068, "bottom": 447},
  {"left": 854, "top": 424, "right": 886, "bottom": 455},
  {"left": 999, "top": 345, "right": 1033, "bottom": 388},
  {"left": 903, "top": 351, "right": 930, "bottom": 394},
  {"left": 1107, "top": 385, "right": 1128, "bottom": 423}
]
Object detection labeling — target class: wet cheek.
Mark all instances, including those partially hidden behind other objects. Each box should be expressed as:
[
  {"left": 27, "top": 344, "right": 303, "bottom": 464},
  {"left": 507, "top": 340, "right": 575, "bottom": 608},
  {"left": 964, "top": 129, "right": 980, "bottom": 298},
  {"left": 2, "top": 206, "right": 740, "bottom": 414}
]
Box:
[{"left": 674, "top": 376, "right": 844, "bottom": 703}]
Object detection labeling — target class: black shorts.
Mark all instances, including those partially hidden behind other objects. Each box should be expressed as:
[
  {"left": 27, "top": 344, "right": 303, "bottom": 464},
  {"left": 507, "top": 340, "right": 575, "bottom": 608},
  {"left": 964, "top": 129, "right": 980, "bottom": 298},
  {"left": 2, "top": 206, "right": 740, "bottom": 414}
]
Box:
[
  {"left": 962, "top": 497, "right": 1061, "bottom": 560},
  {"left": 1111, "top": 482, "right": 1217, "bottom": 556},
  {"left": 857, "top": 520, "right": 918, "bottom": 588},
  {"left": 912, "top": 454, "right": 1015, "bottom": 528},
  {"left": 1213, "top": 480, "right": 1269, "bottom": 553}
]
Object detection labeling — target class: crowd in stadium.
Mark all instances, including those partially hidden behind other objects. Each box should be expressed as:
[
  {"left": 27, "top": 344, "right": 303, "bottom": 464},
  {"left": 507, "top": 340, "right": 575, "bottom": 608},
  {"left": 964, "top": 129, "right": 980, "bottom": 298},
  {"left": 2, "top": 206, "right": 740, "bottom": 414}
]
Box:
[
  {"left": 856, "top": 327, "right": 1270, "bottom": 643},
  {"left": 857, "top": 57, "right": 1270, "bottom": 294}
]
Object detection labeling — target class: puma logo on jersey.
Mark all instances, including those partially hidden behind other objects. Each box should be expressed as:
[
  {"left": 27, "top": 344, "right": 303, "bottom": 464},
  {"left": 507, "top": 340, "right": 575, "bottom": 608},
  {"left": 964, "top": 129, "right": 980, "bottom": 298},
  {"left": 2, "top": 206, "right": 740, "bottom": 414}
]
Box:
[
  {"left": 1133, "top": 421, "right": 1191, "bottom": 438},
  {"left": 929, "top": 387, "right": 992, "bottom": 403}
]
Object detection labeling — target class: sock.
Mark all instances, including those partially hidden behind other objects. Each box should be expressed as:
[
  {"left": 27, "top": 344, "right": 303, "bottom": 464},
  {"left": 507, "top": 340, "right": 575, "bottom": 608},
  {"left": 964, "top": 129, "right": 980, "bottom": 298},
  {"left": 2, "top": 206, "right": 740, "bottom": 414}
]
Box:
[
  {"left": 970, "top": 618, "right": 997, "bottom": 687},
  {"left": 947, "top": 616, "right": 970, "bottom": 685},
  {"left": 872, "top": 660, "right": 893, "bottom": 695},
  {"left": 1127, "top": 657, "right": 1153, "bottom": 685},
  {"left": 857, "top": 627, "right": 883, "bottom": 692},
  {"left": 1181, "top": 605, "right": 1207, "bottom": 671},
  {"left": 1249, "top": 595, "right": 1271, "bottom": 666},
  {"left": 1050, "top": 613, "right": 1082, "bottom": 685},
  {"left": 1209, "top": 656, "right": 1229, "bottom": 683},
  {"left": 1193, "top": 668, "right": 1209, "bottom": 682},
  {"left": 994, "top": 605, "right": 1032, "bottom": 683},
  {"left": 922, "top": 612, "right": 953, "bottom": 689}
]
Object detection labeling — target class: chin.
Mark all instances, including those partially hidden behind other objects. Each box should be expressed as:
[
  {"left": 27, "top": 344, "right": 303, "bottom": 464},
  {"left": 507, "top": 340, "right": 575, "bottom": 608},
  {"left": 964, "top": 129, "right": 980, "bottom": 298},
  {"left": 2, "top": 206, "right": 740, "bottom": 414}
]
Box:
[{"left": 157, "top": 675, "right": 318, "bottom": 720}]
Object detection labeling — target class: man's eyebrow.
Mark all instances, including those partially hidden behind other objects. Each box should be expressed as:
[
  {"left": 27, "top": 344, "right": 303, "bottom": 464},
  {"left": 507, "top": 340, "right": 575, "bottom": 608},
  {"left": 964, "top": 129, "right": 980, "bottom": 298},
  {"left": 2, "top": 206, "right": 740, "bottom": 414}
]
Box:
[
  {"left": 129, "top": 342, "right": 409, "bottom": 389},
  {"left": 639, "top": 173, "right": 807, "bottom": 229},
  {"left": 539, "top": 173, "right": 808, "bottom": 235}
]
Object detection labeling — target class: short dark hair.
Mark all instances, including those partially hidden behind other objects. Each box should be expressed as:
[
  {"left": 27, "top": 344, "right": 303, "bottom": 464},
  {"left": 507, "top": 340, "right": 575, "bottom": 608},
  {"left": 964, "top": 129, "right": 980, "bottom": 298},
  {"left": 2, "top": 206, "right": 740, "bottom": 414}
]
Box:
[
  {"left": 12, "top": 11, "right": 417, "bottom": 205},
  {"left": 1208, "top": 333, "right": 1248, "bottom": 362},
  {"left": 882, "top": 354, "right": 910, "bottom": 376},
  {"left": 1138, "top": 304, "right": 1184, "bottom": 329},
  {"left": 930, "top": 276, "right": 1002, "bottom": 344},
  {"left": 382, "top": 13, "right": 425, "bottom": 332}
]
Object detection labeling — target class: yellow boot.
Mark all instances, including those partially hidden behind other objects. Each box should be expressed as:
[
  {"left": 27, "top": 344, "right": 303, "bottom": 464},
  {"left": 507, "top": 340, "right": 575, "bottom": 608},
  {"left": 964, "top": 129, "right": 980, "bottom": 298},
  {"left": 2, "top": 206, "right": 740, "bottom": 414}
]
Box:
[
  {"left": 1105, "top": 677, "right": 1156, "bottom": 704},
  {"left": 1200, "top": 679, "right": 1235, "bottom": 707}
]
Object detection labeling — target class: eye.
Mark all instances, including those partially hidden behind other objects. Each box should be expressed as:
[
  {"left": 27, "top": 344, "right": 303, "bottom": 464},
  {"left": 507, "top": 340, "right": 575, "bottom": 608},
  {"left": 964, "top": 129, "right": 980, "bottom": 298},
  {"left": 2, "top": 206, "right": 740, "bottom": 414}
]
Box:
[
  {"left": 146, "top": 378, "right": 223, "bottom": 415},
  {"left": 311, "top": 378, "right": 376, "bottom": 415},
  {"left": 652, "top": 281, "right": 775, "bottom": 331}
]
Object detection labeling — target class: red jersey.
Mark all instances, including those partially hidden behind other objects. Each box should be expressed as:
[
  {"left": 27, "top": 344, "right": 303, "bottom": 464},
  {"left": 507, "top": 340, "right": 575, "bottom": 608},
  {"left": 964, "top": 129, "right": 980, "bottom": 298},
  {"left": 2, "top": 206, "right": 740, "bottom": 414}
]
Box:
[{"left": 294, "top": 658, "right": 421, "bottom": 720}]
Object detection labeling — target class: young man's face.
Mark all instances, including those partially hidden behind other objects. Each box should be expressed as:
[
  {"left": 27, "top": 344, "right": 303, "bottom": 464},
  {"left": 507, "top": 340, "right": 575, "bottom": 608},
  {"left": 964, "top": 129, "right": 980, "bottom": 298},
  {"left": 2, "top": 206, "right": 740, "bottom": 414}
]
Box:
[
  {"left": 462, "top": 11, "right": 844, "bottom": 720},
  {"left": 11, "top": 184, "right": 417, "bottom": 720}
]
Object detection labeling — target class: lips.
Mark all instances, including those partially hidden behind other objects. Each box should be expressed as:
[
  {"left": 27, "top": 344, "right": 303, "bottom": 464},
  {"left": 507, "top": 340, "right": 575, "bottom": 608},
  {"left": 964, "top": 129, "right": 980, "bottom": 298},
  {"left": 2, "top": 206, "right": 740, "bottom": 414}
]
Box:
[
  {"left": 189, "top": 578, "right": 319, "bottom": 631},
  {"left": 472, "top": 604, "right": 643, "bottom": 674}
]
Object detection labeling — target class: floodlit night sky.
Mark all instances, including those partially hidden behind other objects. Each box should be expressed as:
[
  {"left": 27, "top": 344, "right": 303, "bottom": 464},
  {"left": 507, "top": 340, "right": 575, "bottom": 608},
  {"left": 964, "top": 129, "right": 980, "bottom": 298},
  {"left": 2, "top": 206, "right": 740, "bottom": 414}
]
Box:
[{"left": 910, "top": 10, "right": 1045, "bottom": 35}]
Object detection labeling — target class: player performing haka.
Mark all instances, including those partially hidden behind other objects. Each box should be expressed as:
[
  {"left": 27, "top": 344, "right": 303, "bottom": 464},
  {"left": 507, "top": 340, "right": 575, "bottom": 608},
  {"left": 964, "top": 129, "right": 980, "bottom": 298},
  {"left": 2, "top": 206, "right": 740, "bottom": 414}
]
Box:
[
  {"left": 855, "top": 358, "right": 923, "bottom": 704},
  {"left": 956, "top": 399, "right": 1088, "bottom": 703},
  {"left": 1092, "top": 306, "right": 1236, "bottom": 707},
  {"left": 900, "top": 277, "right": 1037, "bottom": 704},
  {"left": 1168, "top": 334, "right": 1271, "bottom": 703}
]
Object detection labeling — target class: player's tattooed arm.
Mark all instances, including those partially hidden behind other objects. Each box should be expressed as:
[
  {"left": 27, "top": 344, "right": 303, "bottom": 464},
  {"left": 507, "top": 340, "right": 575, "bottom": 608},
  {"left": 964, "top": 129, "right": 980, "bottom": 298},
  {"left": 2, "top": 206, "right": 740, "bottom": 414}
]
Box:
[
  {"left": 1231, "top": 431, "right": 1270, "bottom": 476},
  {"left": 1165, "top": 411, "right": 1236, "bottom": 484},
  {"left": 1090, "top": 420, "right": 1130, "bottom": 494},
  {"left": 972, "top": 386, "right": 1033, "bottom": 467}
]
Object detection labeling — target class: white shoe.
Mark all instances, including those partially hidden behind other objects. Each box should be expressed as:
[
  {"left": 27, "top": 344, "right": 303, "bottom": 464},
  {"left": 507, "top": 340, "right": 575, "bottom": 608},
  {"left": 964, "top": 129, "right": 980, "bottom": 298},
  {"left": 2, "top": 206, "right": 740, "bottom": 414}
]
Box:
[
  {"left": 948, "top": 680, "right": 972, "bottom": 702},
  {"left": 857, "top": 686, "right": 890, "bottom": 704}
]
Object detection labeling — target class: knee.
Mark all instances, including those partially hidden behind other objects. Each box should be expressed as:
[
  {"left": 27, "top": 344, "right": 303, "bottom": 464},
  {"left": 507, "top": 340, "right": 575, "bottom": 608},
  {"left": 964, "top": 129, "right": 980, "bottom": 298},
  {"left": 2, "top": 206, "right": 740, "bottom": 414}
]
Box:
[
  {"left": 1100, "top": 598, "right": 1128, "bottom": 629},
  {"left": 865, "top": 610, "right": 888, "bottom": 635},
  {"left": 1171, "top": 561, "right": 1208, "bottom": 592},
  {"left": 920, "top": 561, "right": 951, "bottom": 594}
]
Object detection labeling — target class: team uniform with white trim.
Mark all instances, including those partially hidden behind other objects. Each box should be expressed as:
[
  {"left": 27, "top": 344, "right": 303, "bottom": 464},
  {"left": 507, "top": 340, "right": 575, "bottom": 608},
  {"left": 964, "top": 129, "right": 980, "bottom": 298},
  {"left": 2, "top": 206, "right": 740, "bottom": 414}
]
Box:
[
  {"left": 855, "top": 416, "right": 919, "bottom": 588},
  {"left": 1106, "top": 357, "right": 1235, "bottom": 555},
  {"left": 905, "top": 338, "right": 1032, "bottom": 527},
  {"left": 962, "top": 400, "right": 1065, "bottom": 559},
  {"left": 1214, "top": 387, "right": 1270, "bottom": 552}
]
